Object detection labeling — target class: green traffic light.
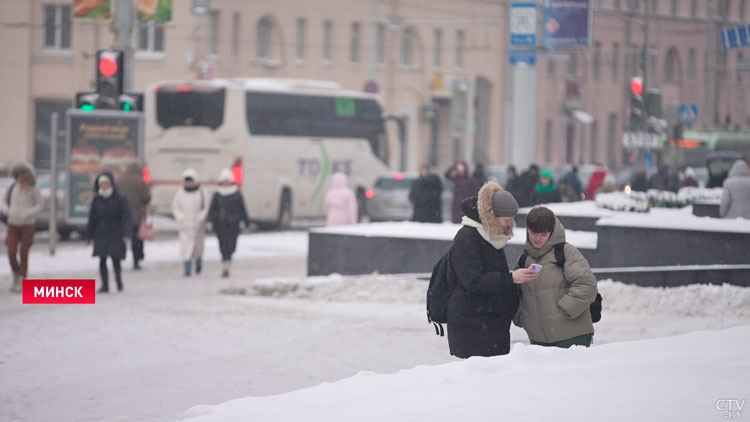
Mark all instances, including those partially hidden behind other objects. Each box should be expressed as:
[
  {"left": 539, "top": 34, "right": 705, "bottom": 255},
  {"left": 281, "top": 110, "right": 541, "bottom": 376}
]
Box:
[
  {"left": 122, "top": 102, "right": 132, "bottom": 112},
  {"left": 81, "top": 103, "right": 96, "bottom": 112}
]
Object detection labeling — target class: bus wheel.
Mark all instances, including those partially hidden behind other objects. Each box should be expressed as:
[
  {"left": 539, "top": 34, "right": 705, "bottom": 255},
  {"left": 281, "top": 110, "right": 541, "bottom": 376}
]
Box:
[
  {"left": 277, "top": 189, "right": 292, "bottom": 230},
  {"left": 356, "top": 188, "right": 367, "bottom": 222}
]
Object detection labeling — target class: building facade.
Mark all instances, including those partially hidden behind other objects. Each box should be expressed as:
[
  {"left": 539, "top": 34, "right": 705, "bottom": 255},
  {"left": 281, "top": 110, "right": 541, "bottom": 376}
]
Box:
[{"left": 0, "top": 0, "right": 748, "bottom": 174}]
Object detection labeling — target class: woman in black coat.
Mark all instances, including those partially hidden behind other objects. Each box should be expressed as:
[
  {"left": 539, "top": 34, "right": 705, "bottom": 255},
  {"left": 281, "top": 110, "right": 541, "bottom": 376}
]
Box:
[
  {"left": 87, "top": 172, "right": 132, "bottom": 293},
  {"left": 208, "top": 169, "right": 250, "bottom": 277},
  {"left": 447, "top": 181, "right": 537, "bottom": 358},
  {"left": 409, "top": 165, "right": 443, "bottom": 223}
]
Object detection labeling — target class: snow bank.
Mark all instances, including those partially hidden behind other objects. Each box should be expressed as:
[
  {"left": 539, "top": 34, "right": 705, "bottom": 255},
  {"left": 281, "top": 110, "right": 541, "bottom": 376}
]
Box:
[
  {"left": 178, "top": 325, "right": 750, "bottom": 422},
  {"left": 223, "top": 276, "right": 750, "bottom": 320}
]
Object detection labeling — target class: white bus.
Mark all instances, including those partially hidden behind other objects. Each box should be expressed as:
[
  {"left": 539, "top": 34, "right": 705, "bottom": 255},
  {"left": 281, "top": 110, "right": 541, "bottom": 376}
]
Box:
[{"left": 144, "top": 78, "right": 391, "bottom": 228}]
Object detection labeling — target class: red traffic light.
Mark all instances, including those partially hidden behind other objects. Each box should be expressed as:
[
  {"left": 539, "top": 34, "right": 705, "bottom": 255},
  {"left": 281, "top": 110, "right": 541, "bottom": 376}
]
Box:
[
  {"left": 99, "top": 55, "right": 118, "bottom": 77},
  {"left": 630, "top": 77, "right": 643, "bottom": 96}
]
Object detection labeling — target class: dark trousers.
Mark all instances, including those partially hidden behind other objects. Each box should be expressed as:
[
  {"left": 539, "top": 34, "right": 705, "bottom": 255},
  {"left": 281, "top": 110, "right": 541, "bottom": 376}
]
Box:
[
  {"left": 131, "top": 223, "right": 144, "bottom": 264},
  {"left": 99, "top": 256, "right": 122, "bottom": 290},
  {"left": 6, "top": 224, "right": 35, "bottom": 277}
]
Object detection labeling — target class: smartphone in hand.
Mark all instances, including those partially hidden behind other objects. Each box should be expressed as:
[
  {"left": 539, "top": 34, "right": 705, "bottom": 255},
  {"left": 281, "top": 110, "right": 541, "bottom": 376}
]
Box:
[{"left": 528, "top": 263, "right": 543, "bottom": 273}]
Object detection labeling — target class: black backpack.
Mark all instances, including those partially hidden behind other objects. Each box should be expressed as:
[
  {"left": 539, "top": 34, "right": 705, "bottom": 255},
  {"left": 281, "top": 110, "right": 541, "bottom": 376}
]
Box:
[
  {"left": 517, "top": 242, "right": 602, "bottom": 323},
  {"left": 426, "top": 248, "right": 456, "bottom": 336}
]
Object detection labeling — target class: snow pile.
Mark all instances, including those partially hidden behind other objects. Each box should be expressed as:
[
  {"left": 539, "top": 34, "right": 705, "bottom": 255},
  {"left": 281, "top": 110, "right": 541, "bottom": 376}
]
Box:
[
  {"left": 222, "top": 276, "right": 750, "bottom": 320},
  {"left": 597, "top": 279, "right": 750, "bottom": 319},
  {"left": 178, "top": 325, "right": 750, "bottom": 422},
  {"left": 595, "top": 191, "right": 650, "bottom": 212},
  {"left": 676, "top": 186, "right": 724, "bottom": 204}
]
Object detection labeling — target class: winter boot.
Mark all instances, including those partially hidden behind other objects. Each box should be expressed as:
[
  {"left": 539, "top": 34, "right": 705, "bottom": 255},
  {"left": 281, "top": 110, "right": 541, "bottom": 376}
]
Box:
[
  {"left": 195, "top": 258, "right": 202, "bottom": 275},
  {"left": 183, "top": 260, "right": 192, "bottom": 276},
  {"left": 221, "top": 261, "right": 230, "bottom": 278},
  {"left": 115, "top": 272, "right": 123, "bottom": 292},
  {"left": 10, "top": 273, "right": 22, "bottom": 293},
  {"left": 98, "top": 274, "right": 109, "bottom": 293}
]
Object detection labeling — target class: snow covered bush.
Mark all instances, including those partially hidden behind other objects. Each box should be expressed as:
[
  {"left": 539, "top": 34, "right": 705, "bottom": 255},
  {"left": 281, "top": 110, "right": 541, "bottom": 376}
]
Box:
[
  {"left": 595, "top": 191, "right": 650, "bottom": 212},
  {"left": 596, "top": 187, "right": 723, "bottom": 212}
]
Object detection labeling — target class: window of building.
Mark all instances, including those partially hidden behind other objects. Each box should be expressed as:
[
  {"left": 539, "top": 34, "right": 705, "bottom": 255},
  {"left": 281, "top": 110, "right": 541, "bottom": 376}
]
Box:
[
  {"left": 209, "top": 10, "right": 219, "bottom": 56},
  {"left": 323, "top": 19, "right": 333, "bottom": 61},
  {"left": 628, "top": 0, "right": 640, "bottom": 12},
  {"left": 43, "top": 4, "right": 71, "bottom": 50},
  {"left": 593, "top": 41, "right": 601, "bottom": 80},
  {"left": 614, "top": 0, "right": 621, "bottom": 10},
  {"left": 566, "top": 52, "right": 578, "bottom": 77},
  {"left": 400, "top": 27, "right": 414, "bottom": 66},
  {"left": 350, "top": 22, "right": 361, "bottom": 64},
  {"left": 611, "top": 43, "right": 620, "bottom": 80},
  {"left": 35, "top": 99, "right": 70, "bottom": 170},
  {"left": 690, "top": 0, "right": 697, "bottom": 17},
  {"left": 671, "top": 0, "right": 679, "bottom": 15},
  {"left": 433, "top": 29, "right": 442, "bottom": 68},
  {"left": 545, "top": 120, "right": 553, "bottom": 163},
  {"left": 664, "top": 47, "right": 679, "bottom": 83},
  {"left": 590, "top": 120, "right": 598, "bottom": 163},
  {"left": 607, "top": 113, "right": 617, "bottom": 167},
  {"left": 649, "top": 45, "right": 657, "bottom": 80},
  {"left": 231, "top": 13, "right": 240, "bottom": 57},
  {"left": 741, "top": 0, "right": 747, "bottom": 19},
  {"left": 547, "top": 57, "right": 556, "bottom": 79},
  {"left": 738, "top": 52, "right": 744, "bottom": 82},
  {"left": 376, "top": 23, "right": 385, "bottom": 65},
  {"left": 456, "top": 30, "right": 464, "bottom": 68},
  {"left": 138, "top": 21, "right": 164, "bottom": 52},
  {"left": 688, "top": 48, "right": 697, "bottom": 80},
  {"left": 719, "top": 0, "right": 730, "bottom": 19},
  {"left": 257, "top": 17, "right": 272, "bottom": 59},
  {"left": 651, "top": 0, "right": 658, "bottom": 13},
  {"left": 296, "top": 18, "right": 305, "bottom": 60}
]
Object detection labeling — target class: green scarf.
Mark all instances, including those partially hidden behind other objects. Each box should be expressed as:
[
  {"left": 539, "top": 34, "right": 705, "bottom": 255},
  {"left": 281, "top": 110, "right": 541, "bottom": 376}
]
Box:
[{"left": 536, "top": 181, "right": 556, "bottom": 193}]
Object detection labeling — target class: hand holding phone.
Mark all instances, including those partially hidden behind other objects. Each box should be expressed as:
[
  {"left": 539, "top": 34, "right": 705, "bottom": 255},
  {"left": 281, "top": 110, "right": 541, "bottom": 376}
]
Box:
[{"left": 528, "top": 263, "right": 543, "bottom": 273}]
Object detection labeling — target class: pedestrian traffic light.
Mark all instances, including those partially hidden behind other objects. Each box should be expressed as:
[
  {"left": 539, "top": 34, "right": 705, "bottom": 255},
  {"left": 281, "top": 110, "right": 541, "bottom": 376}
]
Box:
[
  {"left": 117, "top": 93, "right": 143, "bottom": 112},
  {"left": 76, "top": 92, "right": 100, "bottom": 112},
  {"left": 628, "top": 77, "right": 644, "bottom": 130},
  {"left": 96, "top": 50, "right": 124, "bottom": 109}
]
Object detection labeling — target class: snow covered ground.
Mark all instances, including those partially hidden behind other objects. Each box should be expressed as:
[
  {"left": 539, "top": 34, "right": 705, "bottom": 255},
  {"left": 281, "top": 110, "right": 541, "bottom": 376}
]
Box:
[{"left": 1, "top": 224, "right": 749, "bottom": 421}]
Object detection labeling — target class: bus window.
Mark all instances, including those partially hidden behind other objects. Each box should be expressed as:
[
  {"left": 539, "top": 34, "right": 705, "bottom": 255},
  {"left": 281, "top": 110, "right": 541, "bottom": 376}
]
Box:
[
  {"left": 245, "top": 92, "right": 387, "bottom": 161},
  {"left": 156, "top": 86, "right": 225, "bottom": 130}
]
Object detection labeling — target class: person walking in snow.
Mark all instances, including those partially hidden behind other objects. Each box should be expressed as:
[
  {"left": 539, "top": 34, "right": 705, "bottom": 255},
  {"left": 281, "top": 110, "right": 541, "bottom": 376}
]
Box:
[
  {"left": 2, "top": 162, "right": 43, "bottom": 292},
  {"left": 531, "top": 168, "right": 561, "bottom": 205},
  {"left": 513, "top": 206, "right": 598, "bottom": 348},
  {"left": 172, "top": 169, "right": 208, "bottom": 276},
  {"left": 323, "top": 172, "right": 358, "bottom": 226},
  {"left": 446, "top": 181, "right": 538, "bottom": 358},
  {"left": 87, "top": 172, "right": 132, "bottom": 293},
  {"left": 720, "top": 159, "right": 750, "bottom": 219},
  {"left": 409, "top": 164, "right": 443, "bottom": 223},
  {"left": 208, "top": 169, "right": 250, "bottom": 277},
  {"left": 116, "top": 163, "right": 151, "bottom": 270},
  {"left": 445, "top": 161, "right": 478, "bottom": 223}
]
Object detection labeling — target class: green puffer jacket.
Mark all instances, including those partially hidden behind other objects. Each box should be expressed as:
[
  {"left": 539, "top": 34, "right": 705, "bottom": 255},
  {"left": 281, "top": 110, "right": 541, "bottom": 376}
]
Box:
[{"left": 513, "top": 218, "right": 598, "bottom": 344}]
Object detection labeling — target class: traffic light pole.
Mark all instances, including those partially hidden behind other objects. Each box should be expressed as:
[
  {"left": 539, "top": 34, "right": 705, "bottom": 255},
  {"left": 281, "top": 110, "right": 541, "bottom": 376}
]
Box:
[{"left": 112, "top": 0, "right": 134, "bottom": 92}]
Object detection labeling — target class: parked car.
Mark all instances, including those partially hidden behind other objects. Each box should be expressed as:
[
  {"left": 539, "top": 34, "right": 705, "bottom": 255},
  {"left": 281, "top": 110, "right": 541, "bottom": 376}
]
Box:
[
  {"left": 36, "top": 171, "right": 87, "bottom": 240},
  {"left": 366, "top": 172, "right": 453, "bottom": 222}
]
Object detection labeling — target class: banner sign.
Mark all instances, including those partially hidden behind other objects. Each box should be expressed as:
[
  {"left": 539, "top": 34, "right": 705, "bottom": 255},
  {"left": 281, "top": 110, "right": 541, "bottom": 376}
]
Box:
[
  {"left": 74, "top": 0, "right": 110, "bottom": 19},
  {"left": 137, "top": 0, "right": 172, "bottom": 22},
  {"left": 65, "top": 110, "right": 143, "bottom": 224},
  {"left": 542, "top": 0, "right": 592, "bottom": 48},
  {"left": 721, "top": 25, "right": 750, "bottom": 51}
]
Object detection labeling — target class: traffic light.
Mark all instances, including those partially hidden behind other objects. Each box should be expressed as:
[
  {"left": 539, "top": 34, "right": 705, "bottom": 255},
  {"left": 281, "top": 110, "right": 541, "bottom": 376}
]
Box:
[
  {"left": 118, "top": 93, "right": 143, "bottom": 112},
  {"left": 96, "top": 50, "right": 124, "bottom": 109},
  {"left": 76, "top": 92, "right": 99, "bottom": 112},
  {"left": 628, "top": 77, "right": 644, "bottom": 131}
]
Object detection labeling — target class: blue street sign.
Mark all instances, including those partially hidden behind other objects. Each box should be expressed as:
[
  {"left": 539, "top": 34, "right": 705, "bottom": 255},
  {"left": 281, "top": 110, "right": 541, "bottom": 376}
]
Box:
[
  {"left": 510, "top": 3, "right": 538, "bottom": 47},
  {"left": 541, "top": 0, "right": 592, "bottom": 48},
  {"left": 678, "top": 103, "right": 698, "bottom": 125},
  {"left": 509, "top": 49, "right": 537, "bottom": 65}
]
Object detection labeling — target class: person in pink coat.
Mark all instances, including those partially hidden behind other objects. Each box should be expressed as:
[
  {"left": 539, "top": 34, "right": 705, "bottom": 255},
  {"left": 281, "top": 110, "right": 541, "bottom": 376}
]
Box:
[{"left": 324, "top": 172, "right": 358, "bottom": 226}]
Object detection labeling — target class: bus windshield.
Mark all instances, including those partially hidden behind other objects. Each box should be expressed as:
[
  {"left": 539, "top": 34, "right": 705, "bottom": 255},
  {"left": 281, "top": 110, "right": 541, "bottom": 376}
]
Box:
[
  {"left": 156, "top": 86, "right": 225, "bottom": 130},
  {"left": 245, "top": 92, "right": 387, "bottom": 162}
]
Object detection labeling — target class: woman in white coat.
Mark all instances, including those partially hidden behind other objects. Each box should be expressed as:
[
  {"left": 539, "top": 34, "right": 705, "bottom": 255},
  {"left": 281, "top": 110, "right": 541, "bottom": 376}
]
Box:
[{"left": 172, "top": 169, "right": 208, "bottom": 276}]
